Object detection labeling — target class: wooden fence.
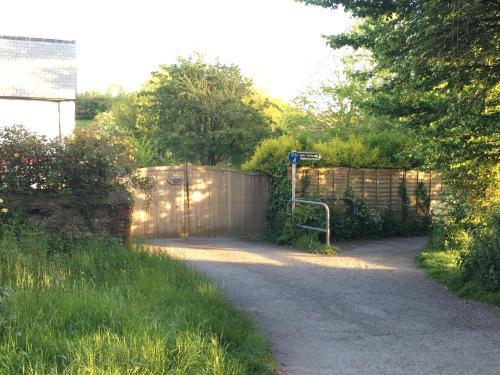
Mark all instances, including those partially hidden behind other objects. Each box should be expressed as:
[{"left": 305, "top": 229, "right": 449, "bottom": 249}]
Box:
[
  {"left": 292, "top": 167, "right": 443, "bottom": 215},
  {"left": 131, "top": 164, "right": 269, "bottom": 239}
]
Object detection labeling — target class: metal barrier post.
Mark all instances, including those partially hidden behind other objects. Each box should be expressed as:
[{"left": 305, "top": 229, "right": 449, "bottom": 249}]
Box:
[{"left": 288, "top": 198, "right": 330, "bottom": 247}]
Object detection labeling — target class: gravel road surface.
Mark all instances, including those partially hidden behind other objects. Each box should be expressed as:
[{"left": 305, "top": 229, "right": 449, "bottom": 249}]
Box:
[{"left": 147, "top": 237, "right": 500, "bottom": 375}]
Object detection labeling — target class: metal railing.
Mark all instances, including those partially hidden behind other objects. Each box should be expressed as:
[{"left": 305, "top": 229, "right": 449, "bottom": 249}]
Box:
[{"left": 288, "top": 198, "right": 331, "bottom": 247}]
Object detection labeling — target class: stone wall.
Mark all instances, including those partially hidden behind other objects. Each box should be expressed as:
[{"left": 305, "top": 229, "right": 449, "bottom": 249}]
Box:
[{"left": 8, "top": 192, "right": 132, "bottom": 243}]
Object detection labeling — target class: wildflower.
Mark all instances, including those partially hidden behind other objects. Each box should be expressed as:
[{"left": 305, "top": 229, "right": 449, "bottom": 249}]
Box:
[
  {"left": 1, "top": 208, "right": 8, "bottom": 213},
  {"left": 0, "top": 198, "right": 3, "bottom": 203}
]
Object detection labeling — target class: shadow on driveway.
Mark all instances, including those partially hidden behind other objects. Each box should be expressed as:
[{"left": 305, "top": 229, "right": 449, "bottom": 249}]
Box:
[{"left": 147, "top": 236, "right": 500, "bottom": 375}]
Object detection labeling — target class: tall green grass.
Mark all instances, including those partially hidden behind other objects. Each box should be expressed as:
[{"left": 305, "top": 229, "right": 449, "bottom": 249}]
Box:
[
  {"left": 418, "top": 244, "right": 500, "bottom": 308},
  {"left": 0, "top": 230, "right": 275, "bottom": 374}
]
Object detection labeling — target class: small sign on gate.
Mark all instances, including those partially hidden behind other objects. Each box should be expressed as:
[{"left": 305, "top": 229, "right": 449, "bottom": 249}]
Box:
[{"left": 167, "top": 177, "right": 184, "bottom": 185}]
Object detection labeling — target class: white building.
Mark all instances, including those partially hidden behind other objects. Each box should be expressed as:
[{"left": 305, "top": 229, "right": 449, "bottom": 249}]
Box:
[{"left": 0, "top": 35, "right": 76, "bottom": 139}]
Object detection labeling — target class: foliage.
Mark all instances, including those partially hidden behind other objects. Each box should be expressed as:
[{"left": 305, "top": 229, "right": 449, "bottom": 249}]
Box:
[
  {"left": 314, "top": 137, "right": 383, "bottom": 168},
  {"left": 428, "top": 195, "right": 471, "bottom": 250},
  {"left": 293, "top": 49, "right": 375, "bottom": 138},
  {"left": 0, "top": 125, "right": 153, "bottom": 224},
  {"left": 459, "top": 208, "right": 500, "bottom": 292},
  {"left": 300, "top": 0, "right": 500, "bottom": 254},
  {"left": 75, "top": 119, "right": 92, "bottom": 129},
  {"left": 244, "top": 134, "right": 429, "bottom": 246},
  {"left": 76, "top": 91, "right": 114, "bottom": 120},
  {"left": 268, "top": 99, "right": 320, "bottom": 135},
  {"left": 329, "top": 187, "right": 425, "bottom": 240},
  {"left": 398, "top": 183, "right": 410, "bottom": 223},
  {"left": 331, "top": 187, "right": 382, "bottom": 240},
  {"left": 242, "top": 135, "right": 301, "bottom": 175},
  {"left": 0, "top": 126, "right": 63, "bottom": 195},
  {"left": 61, "top": 124, "right": 153, "bottom": 222},
  {"left": 0, "top": 227, "right": 275, "bottom": 373},
  {"left": 418, "top": 243, "right": 500, "bottom": 307},
  {"left": 415, "top": 181, "right": 431, "bottom": 227},
  {"left": 93, "top": 93, "right": 174, "bottom": 167},
  {"left": 138, "top": 56, "right": 272, "bottom": 166},
  {"left": 361, "top": 131, "right": 415, "bottom": 169},
  {"left": 245, "top": 133, "right": 410, "bottom": 172}
]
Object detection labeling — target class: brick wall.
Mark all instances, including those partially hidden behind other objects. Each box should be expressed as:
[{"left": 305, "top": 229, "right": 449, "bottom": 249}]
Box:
[{"left": 9, "top": 192, "right": 132, "bottom": 243}]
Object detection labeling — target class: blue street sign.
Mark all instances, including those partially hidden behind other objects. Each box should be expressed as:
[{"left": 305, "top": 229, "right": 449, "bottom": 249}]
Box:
[{"left": 288, "top": 151, "right": 301, "bottom": 164}]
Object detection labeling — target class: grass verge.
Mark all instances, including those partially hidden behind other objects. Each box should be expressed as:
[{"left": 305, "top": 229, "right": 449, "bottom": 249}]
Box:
[
  {"left": 0, "top": 230, "right": 276, "bottom": 374},
  {"left": 418, "top": 243, "right": 500, "bottom": 308}
]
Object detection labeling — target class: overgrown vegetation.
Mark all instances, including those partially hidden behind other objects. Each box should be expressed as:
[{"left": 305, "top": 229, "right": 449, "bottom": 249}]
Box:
[
  {"left": 0, "top": 225, "right": 275, "bottom": 373},
  {"left": 0, "top": 125, "right": 153, "bottom": 224},
  {"left": 0, "top": 123, "right": 275, "bottom": 373},
  {"left": 300, "top": 0, "right": 500, "bottom": 296},
  {"left": 243, "top": 136, "right": 430, "bottom": 251},
  {"left": 76, "top": 91, "right": 114, "bottom": 121},
  {"left": 418, "top": 244, "right": 500, "bottom": 308}
]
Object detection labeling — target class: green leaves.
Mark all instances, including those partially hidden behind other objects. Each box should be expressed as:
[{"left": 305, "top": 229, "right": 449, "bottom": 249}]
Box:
[
  {"left": 138, "top": 56, "right": 272, "bottom": 166},
  {"left": 0, "top": 125, "right": 153, "bottom": 225},
  {"left": 303, "top": 0, "right": 500, "bottom": 240}
]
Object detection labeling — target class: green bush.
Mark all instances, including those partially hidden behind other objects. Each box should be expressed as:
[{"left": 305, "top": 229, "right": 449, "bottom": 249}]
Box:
[
  {"left": 428, "top": 195, "right": 471, "bottom": 250},
  {"left": 0, "top": 126, "right": 62, "bottom": 195},
  {"left": 361, "top": 131, "right": 415, "bottom": 169},
  {"left": 242, "top": 135, "right": 301, "bottom": 175},
  {"left": 460, "top": 208, "right": 500, "bottom": 291},
  {"left": 76, "top": 92, "right": 113, "bottom": 120},
  {"left": 244, "top": 133, "right": 413, "bottom": 172},
  {"left": 0, "top": 125, "right": 153, "bottom": 224},
  {"left": 314, "top": 137, "right": 385, "bottom": 168},
  {"left": 243, "top": 134, "right": 430, "bottom": 246}
]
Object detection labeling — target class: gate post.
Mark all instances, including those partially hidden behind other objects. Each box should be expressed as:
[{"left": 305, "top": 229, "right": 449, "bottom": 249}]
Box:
[{"left": 184, "top": 163, "right": 192, "bottom": 238}]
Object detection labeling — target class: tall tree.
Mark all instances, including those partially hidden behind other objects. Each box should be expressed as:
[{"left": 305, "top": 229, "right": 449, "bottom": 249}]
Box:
[
  {"left": 76, "top": 91, "right": 113, "bottom": 120},
  {"left": 299, "top": 0, "right": 500, "bottom": 212},
  {"left": 138, "top": 56, "right": 271, "bottom": 166}
]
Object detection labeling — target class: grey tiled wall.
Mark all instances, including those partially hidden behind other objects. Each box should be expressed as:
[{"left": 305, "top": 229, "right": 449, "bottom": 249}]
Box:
[{"left": 0, "top": 36, "right": 76, "bottom": 100}]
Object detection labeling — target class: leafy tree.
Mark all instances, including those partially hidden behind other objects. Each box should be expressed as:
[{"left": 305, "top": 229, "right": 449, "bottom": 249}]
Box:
[
  {"left": 93, "top": 93, "right": 174, "bottom": 167},
  {"left": 76, "top": 91, "right": 113, "bottom": 120},
  {"left": 138, "top": 56, "right": 272, "bottom": 166},
  {"left": 294, "top": 50, "right": 374, "bottom": 137},
  {"left": 299, "top": 0, "right": 499, "bottom": 215},
  {"left": 300, "top": 0, "right": 500, "bottom": 288}
]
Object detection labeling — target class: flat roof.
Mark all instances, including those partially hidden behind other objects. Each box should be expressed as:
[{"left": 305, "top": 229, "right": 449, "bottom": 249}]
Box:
[{"left": 0, "top": 35, "right": 75, "bottom": 45}]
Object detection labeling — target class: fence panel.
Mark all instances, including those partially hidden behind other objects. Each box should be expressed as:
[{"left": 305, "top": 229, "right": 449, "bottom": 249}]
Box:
[
  {"left": 131, "top": 165, "right": 269, "bottom": 239},
  {"left": 291, "top": 167, "right": 443, "bottom": 213}
]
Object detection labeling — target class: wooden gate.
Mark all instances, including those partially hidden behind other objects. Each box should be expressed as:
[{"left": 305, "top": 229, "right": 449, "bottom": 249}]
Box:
[{"left": 131, "top": 164, "right": 269, "bottom": 239}]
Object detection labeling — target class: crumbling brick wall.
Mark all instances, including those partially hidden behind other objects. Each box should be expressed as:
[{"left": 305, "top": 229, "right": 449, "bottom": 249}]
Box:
[{"left": 8, "top": 191, "right": 132, "bottom": 243}]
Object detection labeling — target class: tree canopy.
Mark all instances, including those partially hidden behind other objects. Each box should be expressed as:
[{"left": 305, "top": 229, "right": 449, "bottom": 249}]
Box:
[
  {"left": 137, "top": 57, "right": 272, "bottom": 166},
  {"left": 299, "top": 0, "right": 499, "bottom": 209}
]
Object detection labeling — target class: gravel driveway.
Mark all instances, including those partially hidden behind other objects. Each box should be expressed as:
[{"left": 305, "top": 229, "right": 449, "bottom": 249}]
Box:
[{"left": 147, "top": 237, "right": 500, "bottom": 375}]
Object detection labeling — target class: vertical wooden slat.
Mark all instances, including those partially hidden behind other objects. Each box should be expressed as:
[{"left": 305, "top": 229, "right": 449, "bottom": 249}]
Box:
[
  {"left": 227, "top": 172, "right": 232, "bottom": 233},
  {"left": 389, "top": 170, "right": 392, "bottom": 211}
]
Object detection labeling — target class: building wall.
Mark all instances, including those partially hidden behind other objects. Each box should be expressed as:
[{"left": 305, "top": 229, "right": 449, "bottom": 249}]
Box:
[
  {"left": 0, "top": 99, "right": 75, "bottom": 138},
  {"left": 0, "top": 36, "right": 76, "bottom": 138}
]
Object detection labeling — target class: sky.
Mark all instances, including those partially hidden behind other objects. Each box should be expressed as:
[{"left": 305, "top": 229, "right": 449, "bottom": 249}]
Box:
[{"left": 1, "top": 0, "right": 355, "bottom": 101}]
